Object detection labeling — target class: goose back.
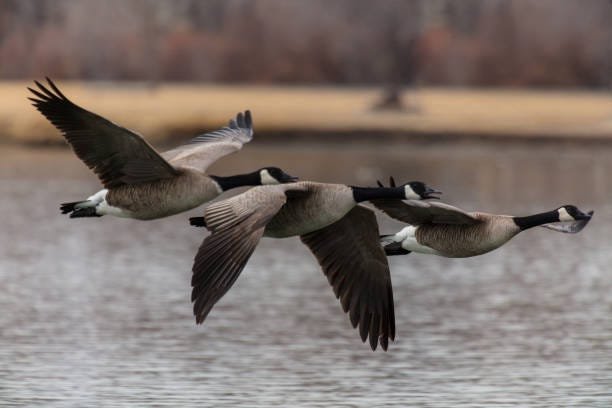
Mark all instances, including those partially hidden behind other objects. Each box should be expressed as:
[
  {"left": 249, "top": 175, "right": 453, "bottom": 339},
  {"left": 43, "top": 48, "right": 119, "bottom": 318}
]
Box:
[{"left": 263, "top": 182, "right": 356, "bottom": 238}]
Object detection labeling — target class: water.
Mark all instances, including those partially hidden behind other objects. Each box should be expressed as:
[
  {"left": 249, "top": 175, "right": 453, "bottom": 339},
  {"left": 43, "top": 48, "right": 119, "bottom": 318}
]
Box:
[{"left": 1, "top": 142, "right": 611, "bottom": 407}]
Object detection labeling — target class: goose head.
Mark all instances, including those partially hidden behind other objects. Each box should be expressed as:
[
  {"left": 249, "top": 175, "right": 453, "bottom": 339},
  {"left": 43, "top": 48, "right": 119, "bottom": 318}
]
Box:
[
  {"left": 557, "top": 205, "right": 592, "bottom": 222},
  {"left": 259, "top": 167, "right": 299, "bottom": 185},
  {"left": 377, "top": 177, "right": 441, "bottom": 200},
  {"left": 403, "top": 181, "right": 442, "bottom": 200}
]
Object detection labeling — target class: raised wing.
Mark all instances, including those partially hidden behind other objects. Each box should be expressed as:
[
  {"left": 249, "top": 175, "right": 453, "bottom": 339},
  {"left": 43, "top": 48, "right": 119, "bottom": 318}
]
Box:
[
  {"left": 162, "top": 111, "right": 254, "bottom": 171},
  {"left": 28, "top": 78, "right": 178, "bottom": 188},
  {"left": 191, "top": 185, "right": 305, "bottom": 324},
  {"left": 372, "top": 199, "right": 480, "bottom": 226},
  {"left": 300, "top": 205, "right": 395, "bottom": 351}
]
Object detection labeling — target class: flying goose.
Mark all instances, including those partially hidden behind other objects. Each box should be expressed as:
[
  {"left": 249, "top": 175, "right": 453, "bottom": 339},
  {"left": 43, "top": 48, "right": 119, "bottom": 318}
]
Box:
[
  {"left": 28, "top": 78, "right": 297, "bottom": 220},
  {"left": 374, "top": 179, "right": 593, "bottom": 258},
  {"left": 189, "top": 180, "right": 441, "bottom": 350}
]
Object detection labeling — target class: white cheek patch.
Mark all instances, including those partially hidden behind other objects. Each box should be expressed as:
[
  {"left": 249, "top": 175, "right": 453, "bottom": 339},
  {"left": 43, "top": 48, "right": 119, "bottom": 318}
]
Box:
[
  {"left": 404, "top": 185, "right": 419, "bottom": 200},
  {"left": 260, "top": 169, "right": 278, "bottom": 185},
  {"left": 558, "top": 207, "right": 574, "bottom": 222}
]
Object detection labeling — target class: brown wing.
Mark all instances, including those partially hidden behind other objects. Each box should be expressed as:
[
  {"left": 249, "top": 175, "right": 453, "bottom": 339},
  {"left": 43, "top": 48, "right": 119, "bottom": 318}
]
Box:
[
  {"left": 28, "top": 78, "right": 178, "bottom": 188},
  {"left": 191, "top": 186, "right": 290, "bottom": 324},
  {"left": 300, "top": 205, "right": 395, "bottom": 351},
  {"left": 162, "top": 111, "right": 254, "bottom": 171},
  {"left": 372, "top": 199, "right": 481, "bottom": 226}
]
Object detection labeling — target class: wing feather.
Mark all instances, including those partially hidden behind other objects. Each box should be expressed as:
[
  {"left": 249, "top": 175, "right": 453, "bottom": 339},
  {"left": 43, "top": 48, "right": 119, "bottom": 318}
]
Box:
[
  {"left": 300, "top": 205, "right": 395, "bottom": 351},
  {"left": 28, "top": 78, "right": 178, "bottom": 188},
  {"left": 372, "top": 199, "right": 481, "bottom": 225},
  {"left": 190, "top": 187, "right": 289, "bottom": 324},
  {"left": 162, "top": 110, "right": 254, "bottom": 171}
]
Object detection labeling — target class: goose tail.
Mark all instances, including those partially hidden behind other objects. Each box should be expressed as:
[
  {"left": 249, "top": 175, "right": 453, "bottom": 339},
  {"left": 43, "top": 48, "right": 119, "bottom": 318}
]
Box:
[
  {"left": 379, "top": 235, "right": 411, "bottom": 256},
  {"left": 60, "top": 200, "right": 102, "bottom": 218},
  {"left": 189, "top": 217, "right": 207, "bottom": 228},
  {"left": 379, "top": 234, "right": 396, "bottom": 246},
  {"left": 69, "top": 207, "right": 102, "bottom": 218},
  {"left": 60, "top": 201, "right": 87, "bottom": 214}
]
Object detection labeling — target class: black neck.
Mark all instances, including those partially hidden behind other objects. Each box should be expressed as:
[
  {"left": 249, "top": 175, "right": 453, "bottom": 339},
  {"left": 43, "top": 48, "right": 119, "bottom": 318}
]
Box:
[
  {"left": 351, "top": 186, "right": 405, "bottom": 203},
  {"left": 210, "top": 172, "right": 260, "bottom": 191},
  {"left": 513, "top": 210, "right": 559, "bottom": 231}
]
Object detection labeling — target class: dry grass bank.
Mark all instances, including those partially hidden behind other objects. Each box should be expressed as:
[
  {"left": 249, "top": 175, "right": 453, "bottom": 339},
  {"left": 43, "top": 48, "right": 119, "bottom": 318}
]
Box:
[{"left": 2, "top": 81, "right": 612, "bottom": 145}]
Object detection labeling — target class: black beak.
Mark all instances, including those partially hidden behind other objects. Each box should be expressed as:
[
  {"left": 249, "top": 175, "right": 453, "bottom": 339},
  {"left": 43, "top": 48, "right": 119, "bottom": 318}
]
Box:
[
  {"left": 575, "top": 210, "right": 594, "bottom": 220},
  {"left": 280, "top": 174, "right": 299, "bottom": 183},
  {"left": 423, "top": 187, "right": 442, "bottom": 199}
]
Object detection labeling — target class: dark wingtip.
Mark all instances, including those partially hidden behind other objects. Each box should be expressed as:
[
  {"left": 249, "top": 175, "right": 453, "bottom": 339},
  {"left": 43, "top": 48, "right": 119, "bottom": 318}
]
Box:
[
  {"left": 389, "top": 176, "right": 396, "bottom": 187},
  {"left": 349, "top": 311, "right": 359, "bottom": 328},
  {"left": 45, "top": 77, "right": 68, "bottom": 100},
  {"left": 359, "top": 314, "right": 369, "bottom": 343},
  {"left": 29, "top": 77, "right": 71, "bottom": 104},
  {"left": 369, "top": 335, "right": 378, "bottom": 351},
  {"left": 236, "top": 112, "right": 245, "bottom": 128},
  {"left": 376, "top": 180, "right": 384, "bottom": 187},
  {"left": 33, "top": 79, "right": 56, "bottom": 99},
  {"left": 380, "top": 336, "right": 389, "bottom": 351},
  {"left": 33, "top": 79, "right": 45, "bottom": 90},
  {"left": 27, "top": 86, "right": 48, "bottom": 101},
  {"left": 244, "top": 110, "right": 252, "bottom": 128}
]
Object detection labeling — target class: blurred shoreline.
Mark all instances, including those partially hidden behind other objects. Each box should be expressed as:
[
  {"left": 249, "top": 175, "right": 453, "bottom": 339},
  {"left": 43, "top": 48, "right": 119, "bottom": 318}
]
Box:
[{"left": 4, "top": 81, "right": 612, "bottom": 146}]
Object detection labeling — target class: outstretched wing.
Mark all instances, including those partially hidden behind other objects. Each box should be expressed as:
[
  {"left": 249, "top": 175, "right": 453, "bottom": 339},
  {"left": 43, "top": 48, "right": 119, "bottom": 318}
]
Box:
[
  {"left": 300, "top": 205, "right": 395, "bottom": 351},
  {"left": 372, "top": 199, "right": 480, "bottom": 226},
  {"left": 162, "top": 111, "right": 254, "bottom": 171},
  {"left": 191, "top": 185, "right": 300, "bottom": 324},
  {"left": 28, "top": 78, "right": 178, "bottom": 188}
]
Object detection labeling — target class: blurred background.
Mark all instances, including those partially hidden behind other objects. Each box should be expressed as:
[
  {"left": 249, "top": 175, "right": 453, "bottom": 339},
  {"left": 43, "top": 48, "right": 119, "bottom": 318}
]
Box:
[
  {"left": 1, "top": 1, "right": 612, "bottom": 406},
  {"left": 2, "top": 0, "right": 612, "bottom": 144},
  {"left": 1, "top": 0, "right": 611, "bottom": 85}
]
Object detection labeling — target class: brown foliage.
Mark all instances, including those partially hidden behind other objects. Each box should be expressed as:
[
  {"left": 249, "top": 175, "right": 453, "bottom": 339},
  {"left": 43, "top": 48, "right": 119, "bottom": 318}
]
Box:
[{"left": 0, "top": 0, "right": 610, "bottom": 87}]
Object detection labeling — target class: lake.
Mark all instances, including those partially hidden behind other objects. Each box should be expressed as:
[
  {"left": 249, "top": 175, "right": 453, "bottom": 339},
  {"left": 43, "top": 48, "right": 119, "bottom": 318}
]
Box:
[{"left": 1, "top": 140, "right": 611, "bottom": 407}]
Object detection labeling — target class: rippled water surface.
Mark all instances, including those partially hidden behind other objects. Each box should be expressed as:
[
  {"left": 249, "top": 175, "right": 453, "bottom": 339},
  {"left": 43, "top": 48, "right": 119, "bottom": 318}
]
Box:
[{"left": 1, "top": 142, "right": 611, "bottom": 407}]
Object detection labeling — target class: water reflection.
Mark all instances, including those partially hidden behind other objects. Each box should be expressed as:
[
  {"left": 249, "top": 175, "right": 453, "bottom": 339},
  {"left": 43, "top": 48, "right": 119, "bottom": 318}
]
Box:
[{"left": 0, "top": 142, "right": 611, "bottom": 406}]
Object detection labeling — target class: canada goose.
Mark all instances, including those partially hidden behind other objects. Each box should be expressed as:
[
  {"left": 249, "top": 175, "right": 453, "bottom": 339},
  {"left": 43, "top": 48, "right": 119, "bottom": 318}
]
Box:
[
  {"left": 28, "top": 78, "right": 297, "bottom": 220},
  {"left": 373, "top": 179, "right": 593, "bottom": 258},
  {"left": 189, "top": 180, "right": 441, "bottom": 350}
]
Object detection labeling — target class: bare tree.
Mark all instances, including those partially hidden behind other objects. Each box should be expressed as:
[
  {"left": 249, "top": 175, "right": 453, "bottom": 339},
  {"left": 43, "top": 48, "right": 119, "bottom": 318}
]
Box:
[{"left": 0, "top": 0, "right": 610, "bottom": 87}]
